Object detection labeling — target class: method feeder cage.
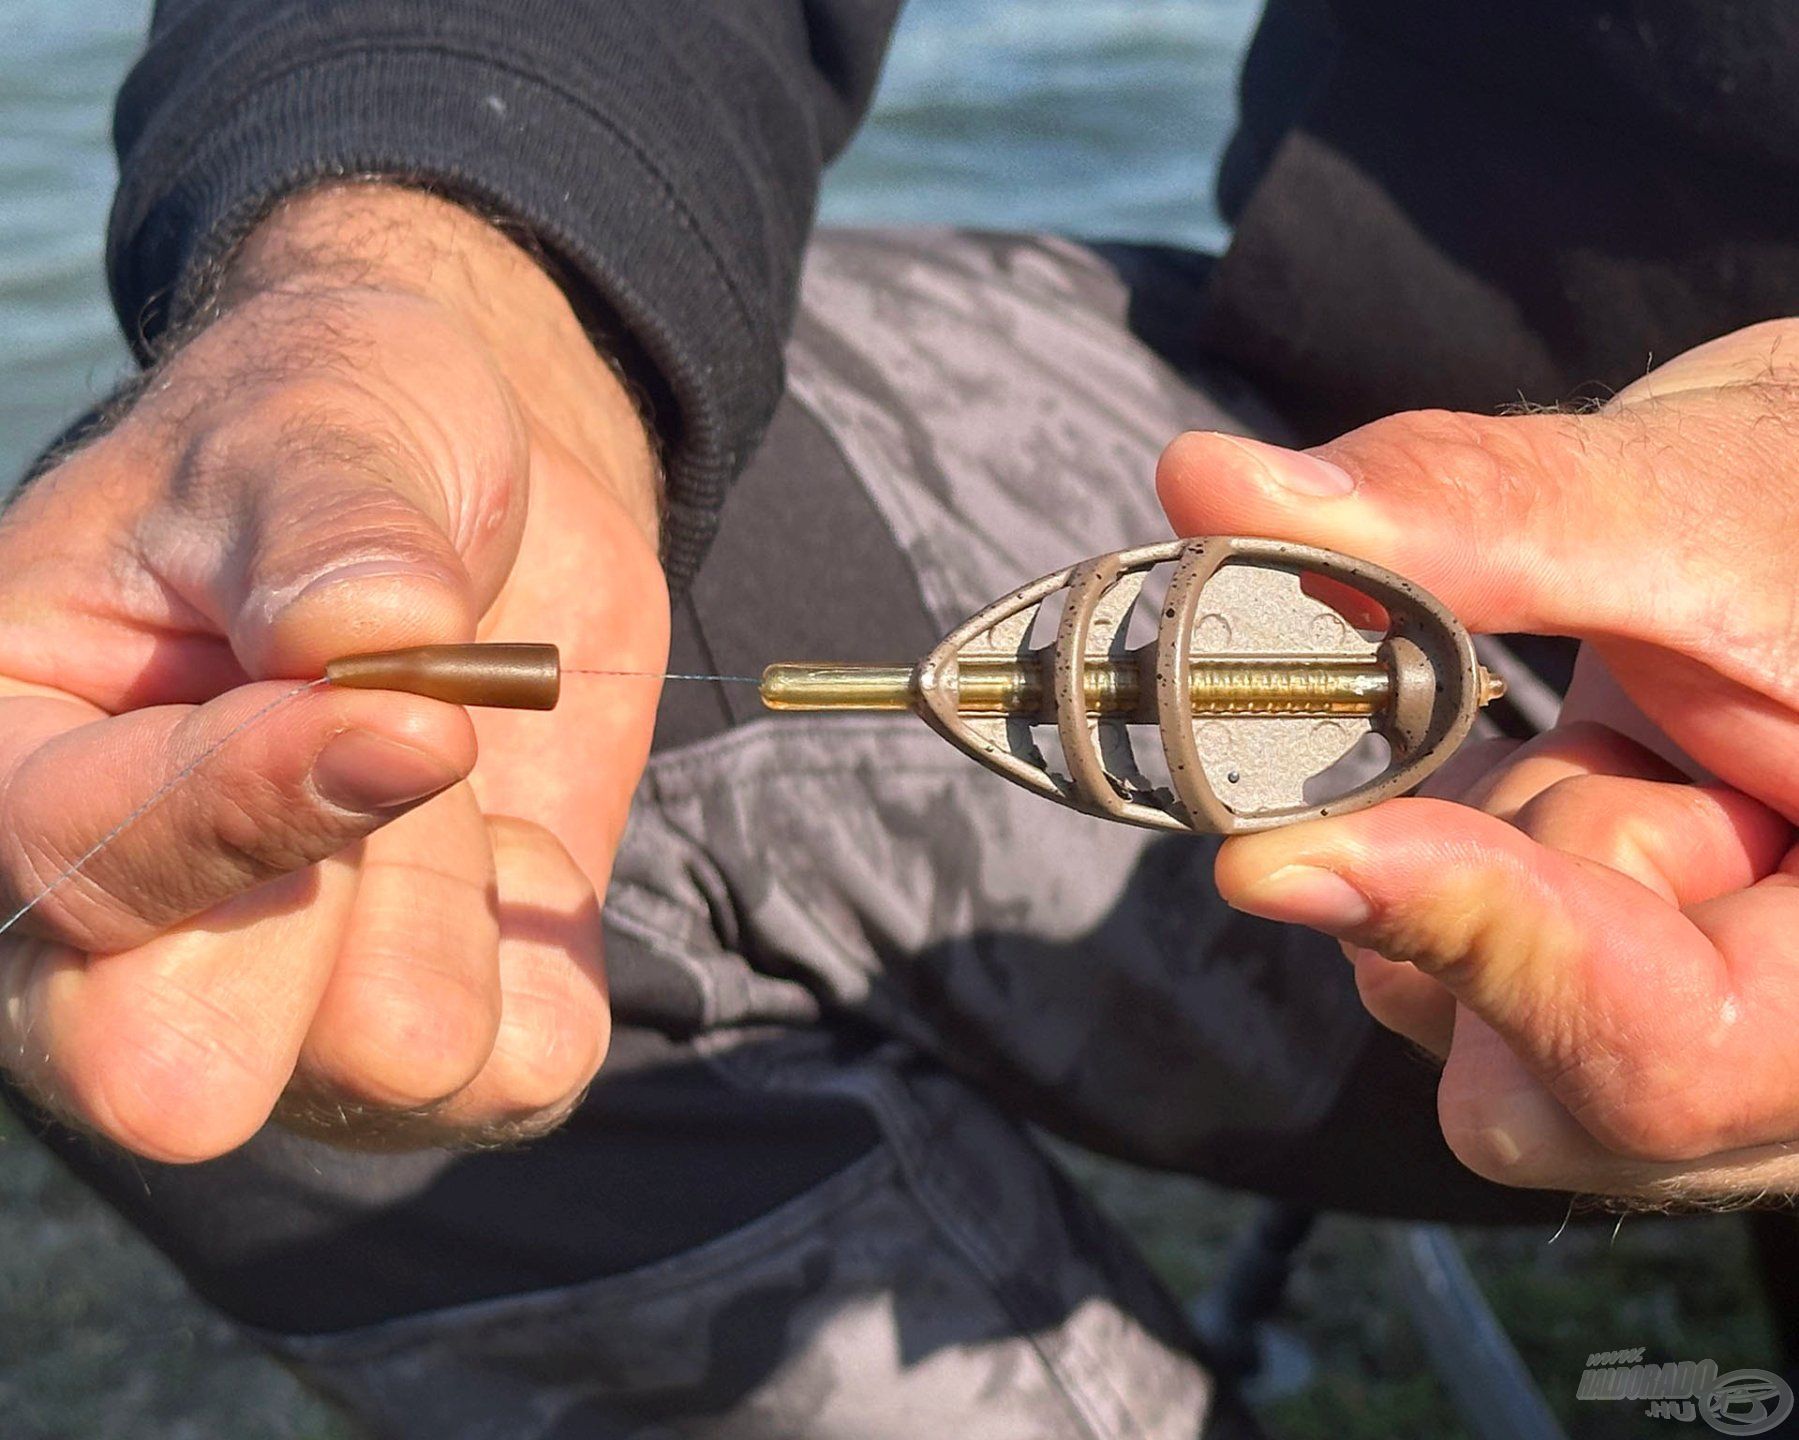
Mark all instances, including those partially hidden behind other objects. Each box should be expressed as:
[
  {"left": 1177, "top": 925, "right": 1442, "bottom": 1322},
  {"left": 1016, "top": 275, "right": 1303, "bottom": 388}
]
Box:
[{"left": 327, "top": 537, "right": 1504, "bottom": 835}]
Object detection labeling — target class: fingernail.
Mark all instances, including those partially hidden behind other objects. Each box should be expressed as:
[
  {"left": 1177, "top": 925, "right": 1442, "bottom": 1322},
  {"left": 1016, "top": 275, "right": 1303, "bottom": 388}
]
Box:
[
  {"left": 1234, "top": 864, "right": 1372, "bottom": 931},
  {"left": 1465, "top": 1087, "right": 1567, "bottom": 1173},
  {"left": 310, "top": 730, "right": 462, "bottom": 812},
  {"left": 1222, "top": 435, "right": 1357, "bottom": 497},
  {"left": 1480, "top": 1126, "right": 1526, "bottom": 1168}
]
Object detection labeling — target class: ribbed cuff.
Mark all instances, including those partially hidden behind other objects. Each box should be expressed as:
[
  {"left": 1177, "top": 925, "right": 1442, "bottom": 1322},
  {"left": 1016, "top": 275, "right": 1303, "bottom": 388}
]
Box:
[{"left": 110, "top": 37, "right": 786, "bottom": 590}]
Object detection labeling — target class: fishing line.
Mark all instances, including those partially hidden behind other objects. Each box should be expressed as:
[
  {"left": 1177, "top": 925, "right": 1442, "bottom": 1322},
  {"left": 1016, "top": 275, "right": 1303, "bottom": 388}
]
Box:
[
  {"left": 0, "top": 678, "right": 331, "bottom": 940},
  {"left": 562, "top": 668, "right": 762, "bottom": 685},
  {"left": 0, "top": 666, "right": 763, "bottom": 942}
]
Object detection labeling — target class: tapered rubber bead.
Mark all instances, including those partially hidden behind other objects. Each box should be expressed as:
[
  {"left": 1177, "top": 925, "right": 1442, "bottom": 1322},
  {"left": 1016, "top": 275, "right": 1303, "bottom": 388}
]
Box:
[{"left": 325, "top": 644, "right": 561, "bottom": 710}]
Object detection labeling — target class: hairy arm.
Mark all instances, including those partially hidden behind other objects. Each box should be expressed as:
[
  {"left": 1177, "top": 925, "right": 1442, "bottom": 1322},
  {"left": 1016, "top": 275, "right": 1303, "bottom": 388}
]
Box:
[{"left": 111, "top": 0, "right": 902, "bottom": 583}]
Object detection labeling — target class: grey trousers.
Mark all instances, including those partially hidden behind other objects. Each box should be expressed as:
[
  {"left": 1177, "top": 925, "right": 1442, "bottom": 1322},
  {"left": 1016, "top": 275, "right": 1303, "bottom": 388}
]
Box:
[{"left": 27, "top": 230, "right": 1565, "bottom": 1440}]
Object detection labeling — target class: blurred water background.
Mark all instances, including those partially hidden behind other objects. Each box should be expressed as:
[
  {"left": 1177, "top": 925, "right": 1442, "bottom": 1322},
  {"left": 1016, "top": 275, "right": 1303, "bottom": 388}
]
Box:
[{"left": 0, "top": 0, "right": 1257, "bottom": 484}]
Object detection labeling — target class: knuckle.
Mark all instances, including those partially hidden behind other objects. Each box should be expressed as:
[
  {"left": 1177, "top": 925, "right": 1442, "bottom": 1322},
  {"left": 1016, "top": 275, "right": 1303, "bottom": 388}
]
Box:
[
  {"left": 177, "top": 293, "right": 521, "bottom": 534},
  {"left": 482, "top": 985, "right": 609, "bottom": 1117},
  {"left": 254, "top": 480, "right": 460, "bottom": 590},
  {"left": 1522, "top": 720, "right": 1666, "bottom": 775},
  {"left": 1334, "top": 408, "right": 1586, "bottom": 527},
  {"left": 171, "top": 356, "right": 425, "bottom": 499},
  {"left": 317, "top": 966, "right": 498, "bottom": 1110},
  {"left": 76, "top": 991, "right": 279, "bottom": 1162},
  {"left": 181, "top": 375, "right": 382, "bottom": 484},
  {"left": 1514, "top": 773, "right": 1619, "bottom": 844},
  {"left": 1513, "top": 773, "right": 1694, "bottom": 893},
  {"left": 0, "top": 830, "right": 118, "bottom": 949},
  {"left": 1334, "top": 408, "right": 1509, "bottom": 496},
  {"left": 200, "top": 765, "right": 353, "bottom": 892},
  {"left": 1547, "top": 1036, "right": 1724, "bottom": 1163}
]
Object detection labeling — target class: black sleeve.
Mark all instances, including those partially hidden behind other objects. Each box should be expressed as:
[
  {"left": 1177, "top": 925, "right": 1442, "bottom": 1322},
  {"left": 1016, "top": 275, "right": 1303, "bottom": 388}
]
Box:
[
  {"left": 107, "top": 0, "right": 902, "bottom": 586},
  {"left": 1204, "top": 0, "right": 1799, "bottom": 442}
]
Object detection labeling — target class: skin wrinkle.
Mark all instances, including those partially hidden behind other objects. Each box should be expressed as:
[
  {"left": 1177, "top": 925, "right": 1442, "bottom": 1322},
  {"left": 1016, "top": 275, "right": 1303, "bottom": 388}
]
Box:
[
  {"left": 0, "top": 685, "right": 342, "bottom": 948},
  {"left": 261, "top": 379, "right": 451, "bottom": 525},
  {"left": 305, "top": 965, "right": 499, "bottom": 1111},
  {"left": 77, "top": 982, "right": 281, "bottom": 1158},
  {"left": 110, "top": 516, "right": 224, "bottom": 646},
  {"left": 0, "top": 180, "right": 657, "bottom": 1156},
  {"left": 238, "top": 487, "right": 461, "bottom": 630},
  {"left": 1178, "top": 335, "right": 1798, "bottom": 1202},
  {"left": 1515, "top": 885, "right": 1790, "bottom": 1164},
  {"left": 192, "top": 772, "right": 318, "bottom": 897},
  {"left": 229, "top": 184, "right": 659, "bottom": 542},
  {"left": 0, "top": 784, "right": 149, "bottom": 942},
  {"left": 165, "top": 370, "right": 464, "bottom": 550},
  {"left": 116, "top": 964, "right": 288, "bottom": 1094},
  {"left": 142, "top": 287, "right": 506, "bottom": 594},
  {"left": 132, "top": 298, "right": 364, "bottom": 444},
  {"left": 1355, "top": 828, "right": 1576, "bottom": 995},
  {"left": 353, "top": 853, "right": 499, "bottom": 892},
  {"left": 480, "top": 1015, "right": 599, "bottom": 1117},
  {"left": 1317, "top": 818, "right": 1753, "bottom": 1168},
  {"left": 364, "top": 357, "right": 528, "bottom": 563},
  {"left": 1528, "top": 898, "right": 1730, "bottom": 1155},
  {"left": 1563, "top": 1061, "right": 1718, "bottom": 1165}
]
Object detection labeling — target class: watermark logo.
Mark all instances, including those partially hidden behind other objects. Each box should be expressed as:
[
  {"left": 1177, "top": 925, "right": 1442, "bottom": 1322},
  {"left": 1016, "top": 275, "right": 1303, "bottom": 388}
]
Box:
[{"left": 1577, "top": 1348, "right": 1794, "bottom": 1435}]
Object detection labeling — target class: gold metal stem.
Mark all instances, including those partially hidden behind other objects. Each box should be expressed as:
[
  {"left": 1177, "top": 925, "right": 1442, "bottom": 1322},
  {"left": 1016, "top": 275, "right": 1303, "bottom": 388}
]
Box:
[
  {"left": 760, "top": 664, "right": 918, "bottom": 711},
  {"left": 761, "top": 657, "right": 1436, "bottom": 718}
]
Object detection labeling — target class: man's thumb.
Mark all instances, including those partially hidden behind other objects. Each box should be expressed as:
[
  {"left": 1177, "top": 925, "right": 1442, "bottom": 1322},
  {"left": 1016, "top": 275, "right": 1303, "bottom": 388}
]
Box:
[
  {"left": 219, "top": 441, "right": 494, "bottom": 680},
  {"left": 1155, "top": 410, "right": 1656, "bottom": 638}
]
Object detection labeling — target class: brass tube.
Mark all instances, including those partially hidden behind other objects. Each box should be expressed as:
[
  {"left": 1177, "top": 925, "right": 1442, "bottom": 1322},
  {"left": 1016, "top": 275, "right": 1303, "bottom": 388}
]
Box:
[
  {"left": 760, "top": 657, "right": 1396, "bottom": 718},
  {"left": 759, "top": 664, "right": 918, "bottom": 711}
]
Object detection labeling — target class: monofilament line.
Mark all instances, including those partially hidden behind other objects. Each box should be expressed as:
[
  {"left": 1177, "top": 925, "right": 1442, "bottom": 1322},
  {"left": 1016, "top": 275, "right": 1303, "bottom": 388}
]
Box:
[
  {"left": 0, "top": 667, "right": 760, "bottom": 942},
  {"left": 562, "top": 668, "right": 763, "bottom": 685},
  {"left": 0, "top": 679, "right": 330, "bottom": 941}
]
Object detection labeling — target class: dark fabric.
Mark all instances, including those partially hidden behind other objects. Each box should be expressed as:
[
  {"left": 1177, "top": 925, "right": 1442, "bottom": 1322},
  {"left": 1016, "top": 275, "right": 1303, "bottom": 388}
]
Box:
[
  {"left": 108, "top": 0, "right": 902, "bottom": 589},
  {"left": 1206, "top": 0, "right": 1799, "bottom": 439},
  {"left": 1215, "top": 0, "right": 1337, "bottom": 226},
  {"left": 1212, "top": 1020, "right": 1570, "bottom": 1226},
  {"left": 654, "top": 393, "right": 940, "bottom": 753},
  {"left": 4, "top": 1025, "right": 882, "bottom": 1334}
]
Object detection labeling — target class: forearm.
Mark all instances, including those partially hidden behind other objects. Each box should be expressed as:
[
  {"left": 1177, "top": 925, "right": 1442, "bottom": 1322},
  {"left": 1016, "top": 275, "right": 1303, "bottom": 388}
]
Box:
[
  {"left": 111, "top": 0, "right": 902, "bottom": 585},
  {"left": 218, "top": 183, "right": 661, "bottom": 547}
]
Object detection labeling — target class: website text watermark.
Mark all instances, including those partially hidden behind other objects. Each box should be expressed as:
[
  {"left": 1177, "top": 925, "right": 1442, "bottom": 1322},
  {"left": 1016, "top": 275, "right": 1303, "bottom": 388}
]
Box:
[{"left": 1577, "top": 1349, "right": 1792, "bottom": 1435}]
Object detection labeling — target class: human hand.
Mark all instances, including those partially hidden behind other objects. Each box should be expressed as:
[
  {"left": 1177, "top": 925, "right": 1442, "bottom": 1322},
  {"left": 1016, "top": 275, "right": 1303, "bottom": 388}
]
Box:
[
  {"left": 1158, "top": 321, "right": 1799, "bottom": 1202},
  {"left": 0, "top": 184, "right": 668, "bottom": 1160}
]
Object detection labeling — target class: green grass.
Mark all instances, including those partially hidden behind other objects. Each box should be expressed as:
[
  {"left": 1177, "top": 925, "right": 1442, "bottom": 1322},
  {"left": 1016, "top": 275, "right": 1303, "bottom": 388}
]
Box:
[{"left": 0, "top": 1104, "right": 1781, "bottom": 1439}]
